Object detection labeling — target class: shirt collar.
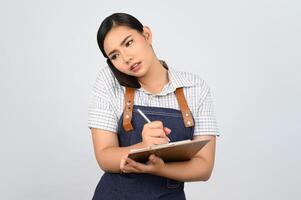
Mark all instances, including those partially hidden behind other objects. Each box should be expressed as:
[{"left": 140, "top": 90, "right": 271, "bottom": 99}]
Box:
[
  {"left": 139, "top": 60, "right": 195, "bottom": 95},
  {"left": 122, "top": 60, "right": 195, "bottom": 95},
  {"left": 167, "top": 64, "right": 195, "bottom": 89}
]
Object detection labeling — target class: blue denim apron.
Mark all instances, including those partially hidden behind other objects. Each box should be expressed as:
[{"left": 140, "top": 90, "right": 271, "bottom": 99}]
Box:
[{"left": 92, "top": 88, "right": 195, "bottom": 200}]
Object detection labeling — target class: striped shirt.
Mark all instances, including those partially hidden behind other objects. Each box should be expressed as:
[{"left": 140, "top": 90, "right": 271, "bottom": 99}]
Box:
[{"left": 88, "top": 61, "right": 220, "bottom": 136}]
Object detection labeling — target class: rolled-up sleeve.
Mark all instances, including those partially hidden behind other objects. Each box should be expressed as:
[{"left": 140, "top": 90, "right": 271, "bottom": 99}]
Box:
[
  {"left": 88, "top": 71, "right": 118, "bottom": 133},
  {"left": 193, "top": 86, "right": 220, "bottom": 136}
]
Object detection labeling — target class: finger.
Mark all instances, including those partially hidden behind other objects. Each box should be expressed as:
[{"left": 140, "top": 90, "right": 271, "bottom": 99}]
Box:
[
  {"left": 120, "top": 157, "right": 127, "bottom": 169},
  {"left": 149, "top": 154, "right": 158, "bottom": 162},
  {"left": 126, "top": 157, "right": 143, "bottom": 168},
  {"left": 123, "top": 165, "right": 139, "bottom": 173},
  {"left": 147, "top": 121, "right": 163, "bottom": 129},
  {"left": 149, "top": 154, "right": 155, "bottom": 161},
  {"left": 127, "top": 158, "right": 151, "bottom": 173},
  {"left": 124, "top": 158, "right": 142, "bottom": 172},
  {"left": 147, "top": 155, "right": 157, "bottom": 165},
  {"left": 164, "top": 127, "right": 171, "bottom": 135},
  {"left": 151, "top": 137, "right": 170, "bottom": 145},
  {"left": 124, "top": 160, "right": 143, "bottom": 173},
  {"left": 148, "top": 129, "right": 166, "bottom": 138},
  {"left": 148, "top": 154, "right": 163, "bottom": 164}
]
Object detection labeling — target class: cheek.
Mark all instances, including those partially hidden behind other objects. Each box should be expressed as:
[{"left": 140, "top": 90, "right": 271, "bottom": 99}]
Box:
[
  {"left": 113, "top": 63, "right": 128, "bottom": 73},
  {"left": 135, "top": 44, "right": 153, "bottom": 61},
  {"left": 134, "top": 39, "right": 152, "bottom": 54}
]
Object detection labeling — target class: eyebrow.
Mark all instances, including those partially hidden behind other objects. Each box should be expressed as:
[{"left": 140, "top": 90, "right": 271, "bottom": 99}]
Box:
[{"left": 108, "top": 34, "right": 132, "bottom": 57}]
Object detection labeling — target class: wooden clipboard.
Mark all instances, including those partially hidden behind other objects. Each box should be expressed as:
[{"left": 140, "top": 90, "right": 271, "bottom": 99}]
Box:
[{"left": 128, "top": 139, "right": 210, "bottom": 163}]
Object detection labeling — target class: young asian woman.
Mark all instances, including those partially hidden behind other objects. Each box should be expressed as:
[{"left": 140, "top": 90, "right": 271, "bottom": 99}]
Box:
[{"left": 88, "top": 12, "right": 220, "bottom": 200}]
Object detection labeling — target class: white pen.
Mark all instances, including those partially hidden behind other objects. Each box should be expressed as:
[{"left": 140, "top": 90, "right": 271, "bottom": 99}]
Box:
[
  {"left": 136, "top": 108, "right": 170, "bottom": 142},
  {"left": 137, "top": 108, "right": 151, "bottom": 123}
]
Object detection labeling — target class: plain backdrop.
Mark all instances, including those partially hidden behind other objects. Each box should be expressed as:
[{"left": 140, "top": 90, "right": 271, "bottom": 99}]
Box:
[{"left": 0, "top": 0, "right": 300, "bottom": 199}]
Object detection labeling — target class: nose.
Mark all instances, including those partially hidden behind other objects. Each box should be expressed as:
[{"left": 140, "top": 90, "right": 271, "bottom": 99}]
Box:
[
  {"left": 124, "top": 55, "right": 133, "bottom": 65},
  {"left": 121, "top": 50, "right": 133, "bottom": 65}
]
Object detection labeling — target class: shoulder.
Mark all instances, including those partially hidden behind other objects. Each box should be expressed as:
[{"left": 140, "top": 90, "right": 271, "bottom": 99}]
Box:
[
  {"left": 174, "top": 69, "right": 212, "bottom": 108},
  {"left": 95, "top": 66, "right": 119, "bottom": 87},
  {"left": 178, "top": 70, "right": 210, "bottom": 93},
  {"left": 92, "top": 66, "right": 121, "bottom": 97}
]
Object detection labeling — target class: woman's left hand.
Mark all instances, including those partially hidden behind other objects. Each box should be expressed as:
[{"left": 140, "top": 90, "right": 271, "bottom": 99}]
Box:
[{"left": 120, "top": 154, "right": 165, "bottom": 174}]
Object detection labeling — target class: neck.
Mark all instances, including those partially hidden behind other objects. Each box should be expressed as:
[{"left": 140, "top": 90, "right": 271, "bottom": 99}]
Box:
[{"left": 138, "top": 59, "right": 169, "bottom": 94}]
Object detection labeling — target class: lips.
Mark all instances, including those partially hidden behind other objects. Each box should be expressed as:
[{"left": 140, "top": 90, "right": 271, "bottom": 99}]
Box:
[{"left": 130, "top": 61, "right": 141, "bottom": 70}]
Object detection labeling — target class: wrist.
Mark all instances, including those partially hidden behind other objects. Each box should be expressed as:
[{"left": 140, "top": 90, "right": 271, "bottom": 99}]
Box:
[
  {"left": 129, "top": 141, "right": 147, "bottom": 150},
  {"left": 152, "top": 160, "right": 167, "bottom": 176},
  {"left": 139, "top": 140, "right": 149, "bottom": 148}
]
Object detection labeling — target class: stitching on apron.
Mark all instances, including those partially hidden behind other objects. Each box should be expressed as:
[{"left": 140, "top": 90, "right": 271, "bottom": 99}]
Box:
[{"left": 133, "top": 110, "right": 183, "bottom": 117}]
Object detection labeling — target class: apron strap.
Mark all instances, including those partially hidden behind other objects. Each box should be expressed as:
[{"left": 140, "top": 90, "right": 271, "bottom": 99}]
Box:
[
  {"left": 123, "top": 87, "right": 135, "bottom": 132},
  {"left": 174, "top": 87, "right": 195, "bottom": 127},
  {"left": 122, "top": 87, "right": 194, "bottom": 132}
]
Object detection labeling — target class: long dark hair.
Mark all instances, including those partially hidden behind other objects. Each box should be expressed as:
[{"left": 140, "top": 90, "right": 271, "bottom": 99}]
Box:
[{"left": 96, "top": 12, "right": 145, "bottom": 88}]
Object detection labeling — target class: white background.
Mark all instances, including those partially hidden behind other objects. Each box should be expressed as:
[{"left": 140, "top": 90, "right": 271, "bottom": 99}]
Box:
[{"left": 0, "top": 0, "right": 300, "bottom": 199}]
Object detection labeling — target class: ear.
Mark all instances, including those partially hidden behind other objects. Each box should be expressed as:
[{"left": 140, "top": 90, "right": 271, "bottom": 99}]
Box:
[{"left": 142, "top": 26, "right": 152, "bottom": 45}]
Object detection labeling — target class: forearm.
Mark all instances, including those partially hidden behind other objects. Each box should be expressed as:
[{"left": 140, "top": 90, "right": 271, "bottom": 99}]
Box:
[
  {"left": 154, "top": 157, "right": 213, "bottom": 182},
  {"left": 96, "top": 142, "right": 146, "bottom": 173}
]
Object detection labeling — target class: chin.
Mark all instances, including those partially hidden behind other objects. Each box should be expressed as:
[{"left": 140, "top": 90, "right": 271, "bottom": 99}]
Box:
[
  {"left": 136, "top": 68, "right": 149, "bottom": 78},
  {"left": 131, "top": 72, "right": 144, "bottom": 78}
]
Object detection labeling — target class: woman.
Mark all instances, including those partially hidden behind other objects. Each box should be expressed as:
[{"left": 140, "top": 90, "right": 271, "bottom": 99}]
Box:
[{"left": 88, "top": 12, "right": 220, "bottom": 200}]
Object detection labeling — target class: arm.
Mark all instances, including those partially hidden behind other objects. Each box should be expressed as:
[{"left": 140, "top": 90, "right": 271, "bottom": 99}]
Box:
[
  {"left": 91, "top": 121, "right": 170, "bottom": 173},
  {"left": 123, "top": 134, "right": 217, "bottom": 182},
  {"left": 91, "top": 128, "right": 147, "bottom": 173},
  {"left": 153, "top": 135, "right": 216, "bottom": 182}
]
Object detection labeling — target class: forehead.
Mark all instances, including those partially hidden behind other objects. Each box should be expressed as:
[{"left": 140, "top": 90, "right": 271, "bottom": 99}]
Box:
[{"left": 103, "top": 26, "right": 138, "bottom": 53}]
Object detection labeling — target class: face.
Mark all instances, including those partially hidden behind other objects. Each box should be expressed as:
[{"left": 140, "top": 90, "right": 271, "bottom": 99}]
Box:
[{"left": 103, "top": 25, "right": 155, "bottom": 77}]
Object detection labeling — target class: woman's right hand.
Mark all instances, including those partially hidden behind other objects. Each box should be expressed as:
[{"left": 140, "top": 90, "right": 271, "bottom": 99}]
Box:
[{"left": 141, "top": 121, "right": 171, "bottom": 147}]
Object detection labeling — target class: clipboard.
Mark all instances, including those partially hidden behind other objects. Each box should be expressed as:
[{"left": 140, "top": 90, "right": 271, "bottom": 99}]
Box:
[{"left": 128, "top": 139, "right": 210, "bottom": 163}]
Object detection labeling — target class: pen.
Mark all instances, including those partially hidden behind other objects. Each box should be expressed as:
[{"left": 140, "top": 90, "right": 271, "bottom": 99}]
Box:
[
  {"left": 136, "top": 108, "right": 170, "bottom": 142},
  {"left": 137, "top": 108, "right": 151, "bottom": 123}
]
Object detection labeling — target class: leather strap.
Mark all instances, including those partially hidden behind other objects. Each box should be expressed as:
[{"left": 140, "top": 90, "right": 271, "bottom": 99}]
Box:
[
  {"left": 174, "top": 87, "right": 195, "bottom": 127},
  {"left": 123, "top": 87, "right": 194, "bottom": 132},
  {"left": 123, "top": 87, "right": 135, "bottom": 132}
]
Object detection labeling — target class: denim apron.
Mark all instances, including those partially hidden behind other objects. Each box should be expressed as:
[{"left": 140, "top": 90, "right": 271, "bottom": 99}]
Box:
[{"left": 92, "top": 86, "right": 195, "bottom": 200}]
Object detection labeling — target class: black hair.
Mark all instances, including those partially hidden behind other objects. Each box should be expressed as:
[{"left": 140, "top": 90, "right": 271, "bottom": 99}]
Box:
[{"left": 96, "top": 12, "right": 145, "bottom": 88}]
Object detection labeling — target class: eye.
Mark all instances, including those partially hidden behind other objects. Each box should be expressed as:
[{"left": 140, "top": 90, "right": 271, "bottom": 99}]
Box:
[
  {"left": 125, "top": 39, "right": 133, "bottom": 47},
  {"left": 110, "top": 53, "right": 119, "bottom": 60}
]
